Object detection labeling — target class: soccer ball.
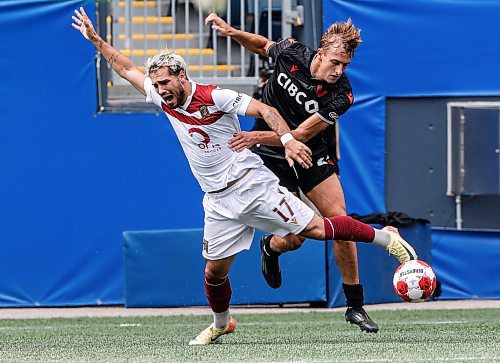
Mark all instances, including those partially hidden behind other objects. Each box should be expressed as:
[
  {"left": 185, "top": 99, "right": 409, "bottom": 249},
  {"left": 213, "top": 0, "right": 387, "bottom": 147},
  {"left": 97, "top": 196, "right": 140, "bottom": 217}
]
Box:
[{"left": 393, "top": 260, "right": 437, "bottom": 303}]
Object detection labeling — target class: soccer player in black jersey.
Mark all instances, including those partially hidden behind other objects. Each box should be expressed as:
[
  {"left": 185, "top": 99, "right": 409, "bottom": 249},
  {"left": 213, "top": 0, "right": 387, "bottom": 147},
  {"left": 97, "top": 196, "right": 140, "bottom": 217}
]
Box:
[{"left": 206, "top": 14, "right": 379, "bottom": 333}]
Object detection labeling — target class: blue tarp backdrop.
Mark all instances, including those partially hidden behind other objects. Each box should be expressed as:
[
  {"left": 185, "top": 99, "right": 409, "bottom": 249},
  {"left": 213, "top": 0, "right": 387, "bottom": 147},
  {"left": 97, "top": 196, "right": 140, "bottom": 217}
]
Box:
[{"left": 0, "top": 0, "right": 499, "bottom": 306}]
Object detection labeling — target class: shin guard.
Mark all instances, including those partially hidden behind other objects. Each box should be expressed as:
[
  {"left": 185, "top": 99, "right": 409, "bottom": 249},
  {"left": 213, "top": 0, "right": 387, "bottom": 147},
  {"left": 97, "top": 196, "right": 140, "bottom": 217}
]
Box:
[{"left": 204, "top": 276, "right": 232, "bottom": 313}]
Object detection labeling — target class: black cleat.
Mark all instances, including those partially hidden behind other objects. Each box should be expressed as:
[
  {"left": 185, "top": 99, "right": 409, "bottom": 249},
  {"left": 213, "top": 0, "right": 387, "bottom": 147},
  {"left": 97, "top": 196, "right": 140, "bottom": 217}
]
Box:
[
  {"left": 260, "top": 235, "right": 282, "bottom": 289},
  {"left": 345, "top": 307, "right": 379, "bottom": 333}
]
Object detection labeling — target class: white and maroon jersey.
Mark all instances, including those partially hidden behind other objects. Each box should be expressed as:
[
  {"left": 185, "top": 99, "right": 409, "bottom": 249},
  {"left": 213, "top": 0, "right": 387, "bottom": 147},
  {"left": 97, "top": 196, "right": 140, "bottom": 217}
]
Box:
[{"left": 144, "top": 77, "right": 263, "bottom": 193}]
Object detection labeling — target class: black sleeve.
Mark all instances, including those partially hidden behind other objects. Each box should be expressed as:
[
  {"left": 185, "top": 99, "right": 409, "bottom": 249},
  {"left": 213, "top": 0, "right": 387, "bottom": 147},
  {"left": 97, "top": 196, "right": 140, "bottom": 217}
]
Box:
[
  {"left": 317, "top": 75, "right": 354, "bottom": 124},
  {"left": 267, "top": 38, "right": 299, "bottom": 59}
]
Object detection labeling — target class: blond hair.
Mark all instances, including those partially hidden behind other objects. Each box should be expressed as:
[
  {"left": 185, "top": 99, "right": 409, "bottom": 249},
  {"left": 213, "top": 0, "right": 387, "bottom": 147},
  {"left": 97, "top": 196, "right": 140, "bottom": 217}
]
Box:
[
  {"left": 319, "top": 18, "right": 362, "bottom": 57},
  {"left": 145, "top": 49, "right": 187, "bottom": 76}
]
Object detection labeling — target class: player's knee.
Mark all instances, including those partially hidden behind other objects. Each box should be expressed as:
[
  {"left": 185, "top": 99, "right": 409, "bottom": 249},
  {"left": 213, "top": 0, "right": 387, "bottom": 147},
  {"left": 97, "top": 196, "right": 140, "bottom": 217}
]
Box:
[
  {"left": 329, "top": 204, "right": 347, "bottom": 217},
  {"left": 299, "top": 216, "right": 326, "bottom": 240},
  {"left": 204, "top": 263, "right": 226, "bottom": 280}
]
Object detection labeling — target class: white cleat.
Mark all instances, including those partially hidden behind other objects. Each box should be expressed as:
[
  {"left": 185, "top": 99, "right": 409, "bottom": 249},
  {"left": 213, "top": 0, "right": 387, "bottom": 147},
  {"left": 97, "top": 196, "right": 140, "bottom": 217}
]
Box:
[
  {"left": 382, "top": 226, "right": 418, "bottom": 263},
  {"left": 188, "top": 316, "right": 237, "bottom": 345}
]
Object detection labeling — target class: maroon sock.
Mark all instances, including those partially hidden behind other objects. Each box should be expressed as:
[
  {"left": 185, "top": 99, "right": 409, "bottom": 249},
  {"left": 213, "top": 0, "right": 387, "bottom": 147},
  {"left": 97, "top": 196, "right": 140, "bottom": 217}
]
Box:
[
  {"left": 323, "top": 216, "right": 375, "bottom": 242},
  {"left": 205, "top": 276, "right": 232, "bottom": 313}
]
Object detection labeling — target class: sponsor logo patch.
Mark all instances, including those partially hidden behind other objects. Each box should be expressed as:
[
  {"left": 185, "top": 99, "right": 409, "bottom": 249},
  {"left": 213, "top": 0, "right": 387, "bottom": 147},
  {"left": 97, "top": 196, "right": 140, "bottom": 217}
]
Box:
[
  {"left": 328, "top": 111, "right": 338, "bottom": 121},
  {"left": 277, "top": 72, "right": 319, "bottom": 114},
  {"left": 232, "top": 93, "right": 243, "bottom": 108},
  {"left": 188, "top": 127, "right": 221, "bottom": 153}
]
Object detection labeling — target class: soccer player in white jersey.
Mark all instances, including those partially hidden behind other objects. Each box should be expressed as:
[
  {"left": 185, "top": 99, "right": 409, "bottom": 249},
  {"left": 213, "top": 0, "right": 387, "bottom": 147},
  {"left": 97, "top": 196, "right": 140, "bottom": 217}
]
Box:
[{"left": 72, "top": 7, "right": 417, "bottom": 345}]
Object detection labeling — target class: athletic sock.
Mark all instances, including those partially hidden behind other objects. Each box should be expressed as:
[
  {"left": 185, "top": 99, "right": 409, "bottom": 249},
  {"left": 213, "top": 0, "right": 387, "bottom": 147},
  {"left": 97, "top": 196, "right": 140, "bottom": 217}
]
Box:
[
  {"left": 213, "top": 310, "right": 230, "bottom": 329},
  {"left": 342, "top": 283, "right": 364, "bottom": 308},
  {"left": 323, "top": 216, "right": 375, "bottom": 242},
  {"left": 372, "top": 229, "right": 391, "bottom": 248},
  {"left": 205, "top": 276, "right": 232, "bottom": 326}
]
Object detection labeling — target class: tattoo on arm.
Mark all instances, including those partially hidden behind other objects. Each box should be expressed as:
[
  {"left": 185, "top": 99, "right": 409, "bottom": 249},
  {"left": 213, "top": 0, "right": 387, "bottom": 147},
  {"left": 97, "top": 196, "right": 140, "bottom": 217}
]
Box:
[
  {"left": 97, "top": 40, "right": 103, "bottom": 49},
  {"left": 268, "top": 111, "right": 287, "bottom": 136},
  {"left": 108, "top": 52, "right": 120, "bottom": 66}
]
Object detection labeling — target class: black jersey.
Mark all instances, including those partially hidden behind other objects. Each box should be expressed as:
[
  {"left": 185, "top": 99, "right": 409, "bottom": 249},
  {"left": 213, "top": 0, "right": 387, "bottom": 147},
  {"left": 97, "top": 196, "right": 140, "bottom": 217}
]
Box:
[{"left": 251, "top": 38, "right": 353, "bottom": 158}]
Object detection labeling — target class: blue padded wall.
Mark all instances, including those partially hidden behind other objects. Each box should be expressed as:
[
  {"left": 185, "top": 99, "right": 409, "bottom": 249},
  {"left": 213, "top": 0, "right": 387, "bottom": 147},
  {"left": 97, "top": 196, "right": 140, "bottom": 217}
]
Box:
[
  {"left": 124, "top": 229, "right": 326, "bottom": 307},
  {"left": 432, "top": 230, "right": 500, "bottom": 300}
]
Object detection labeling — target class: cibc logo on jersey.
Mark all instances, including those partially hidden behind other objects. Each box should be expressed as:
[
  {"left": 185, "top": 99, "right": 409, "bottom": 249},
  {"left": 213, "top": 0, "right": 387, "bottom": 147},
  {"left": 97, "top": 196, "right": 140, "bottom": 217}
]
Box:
[
  {"left": 188, "top": 128, "right": 221, "bottom": 153},
  {"left": 277, "top": 73, "right": 319, "bottom": 114}
]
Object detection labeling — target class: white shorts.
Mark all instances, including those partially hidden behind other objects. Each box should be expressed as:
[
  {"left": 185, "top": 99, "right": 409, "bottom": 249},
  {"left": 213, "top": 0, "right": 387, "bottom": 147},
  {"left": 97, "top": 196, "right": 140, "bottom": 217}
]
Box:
[{"left": 202, "top": 165, "right": 315, "bottom": 260}]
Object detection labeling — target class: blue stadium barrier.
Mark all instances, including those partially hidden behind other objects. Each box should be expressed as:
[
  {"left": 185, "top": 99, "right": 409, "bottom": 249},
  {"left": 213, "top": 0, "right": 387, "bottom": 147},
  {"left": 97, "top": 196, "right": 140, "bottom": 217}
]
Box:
[
  {"left": 124, "top": 223, "right": 434, "bottom": 308},
  {"left": 123, "top": 229, "right": 326, "bottom": 307},
  {"left": 432, "top": 230, "right": 500, "bottom": 300}
]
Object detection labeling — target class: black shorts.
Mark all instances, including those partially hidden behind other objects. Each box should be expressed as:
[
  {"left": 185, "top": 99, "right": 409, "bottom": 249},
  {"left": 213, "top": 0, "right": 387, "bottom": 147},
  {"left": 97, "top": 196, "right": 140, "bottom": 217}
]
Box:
[{"left": 258, "top": 150, "right": 339, "bottom": 195}]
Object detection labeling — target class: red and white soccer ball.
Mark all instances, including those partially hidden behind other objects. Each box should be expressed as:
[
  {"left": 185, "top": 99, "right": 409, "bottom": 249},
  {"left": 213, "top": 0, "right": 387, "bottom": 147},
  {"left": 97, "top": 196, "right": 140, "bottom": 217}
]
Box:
[{"left": 393, "top": 260, "right": 437, "bottom": 303}]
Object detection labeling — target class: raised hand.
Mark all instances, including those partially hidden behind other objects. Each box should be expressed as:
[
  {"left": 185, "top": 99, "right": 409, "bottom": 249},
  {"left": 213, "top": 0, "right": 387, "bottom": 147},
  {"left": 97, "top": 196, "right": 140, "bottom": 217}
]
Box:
[
  {"left": 71, "top": 7, "right": 98, "bottom": 42},
  {"left": 204, "top": 13, "right": 231, "bottom": 37}
]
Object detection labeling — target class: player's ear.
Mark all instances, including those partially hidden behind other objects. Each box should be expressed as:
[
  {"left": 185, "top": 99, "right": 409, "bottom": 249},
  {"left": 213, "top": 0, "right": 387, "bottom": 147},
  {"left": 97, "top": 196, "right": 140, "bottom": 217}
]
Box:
[{"left": 178, "top": 69, "right": 187, "bottom": 81}]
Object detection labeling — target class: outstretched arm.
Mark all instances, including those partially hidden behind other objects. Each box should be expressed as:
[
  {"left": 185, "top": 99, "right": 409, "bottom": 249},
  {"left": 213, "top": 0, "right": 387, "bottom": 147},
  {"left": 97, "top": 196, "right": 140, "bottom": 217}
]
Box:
[
  {"left": 243, "top": 99, "right": 312, "bottom": 168},
  {"left": 205, "top": 13, "right": 273, "bottom": 57},
  {"left": 229, "top": 113, "right": 330, "bottom": 150},
  {"left": 71, "top": 7, "right": 146, "bottom": 95}
]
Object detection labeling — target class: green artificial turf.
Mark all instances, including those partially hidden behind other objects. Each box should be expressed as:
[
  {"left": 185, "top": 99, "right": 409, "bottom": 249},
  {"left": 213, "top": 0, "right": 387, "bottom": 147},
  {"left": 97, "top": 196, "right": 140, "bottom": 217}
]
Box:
[{"left": 0, "top": 309, "right": 499, "bottom": 362}]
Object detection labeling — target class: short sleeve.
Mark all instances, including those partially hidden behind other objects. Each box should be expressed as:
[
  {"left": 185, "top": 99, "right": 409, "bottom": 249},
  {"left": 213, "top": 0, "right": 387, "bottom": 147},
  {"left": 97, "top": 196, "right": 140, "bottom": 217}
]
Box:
[
  {"left": 211, "top": 88, "right": 252, "bottom": 115},
  {"left": 266, "top": 38, "right": 298, "bottom": 59},
  {"left": 316, "top": 75, "right": 354, "bottom": 124}
]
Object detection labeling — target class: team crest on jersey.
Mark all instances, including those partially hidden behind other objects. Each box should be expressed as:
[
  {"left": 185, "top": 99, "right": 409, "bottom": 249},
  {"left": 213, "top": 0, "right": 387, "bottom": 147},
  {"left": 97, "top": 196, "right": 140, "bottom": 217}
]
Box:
[
  {"left": 199, "top": 105, "right": 210, "bottom": 118},
  {"left": 200, "top": 106, "right": 210, "bottom": 118}
]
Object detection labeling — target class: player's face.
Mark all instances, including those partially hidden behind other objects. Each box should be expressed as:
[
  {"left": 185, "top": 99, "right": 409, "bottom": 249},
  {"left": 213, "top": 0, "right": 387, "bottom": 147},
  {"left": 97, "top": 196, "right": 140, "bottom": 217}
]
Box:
[
  {"left": 314, "top": 45, "right": 351, "bottom": 83},
  {"left": 150, "top": 67, "right": 187, "bottom": 108}
]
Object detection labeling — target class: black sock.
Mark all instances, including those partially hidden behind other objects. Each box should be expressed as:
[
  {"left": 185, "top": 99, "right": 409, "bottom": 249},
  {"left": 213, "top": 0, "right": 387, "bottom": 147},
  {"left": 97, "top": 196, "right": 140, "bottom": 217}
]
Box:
[
  {"left": 264, "top": 235, "right": 281, "bottom": 257},
  {"left": 342, "top": 283, "right": 364, "bottom": 308}
]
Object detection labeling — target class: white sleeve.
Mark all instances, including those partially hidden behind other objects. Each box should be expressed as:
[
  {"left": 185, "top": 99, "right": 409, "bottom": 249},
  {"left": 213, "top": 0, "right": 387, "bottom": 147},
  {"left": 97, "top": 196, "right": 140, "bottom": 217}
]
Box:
[
  {"left": 211, "top": 88, "right": 252, "bottom": 115},
  {"left": 144, "top": 77, "right": 164, "bottom": 108}
]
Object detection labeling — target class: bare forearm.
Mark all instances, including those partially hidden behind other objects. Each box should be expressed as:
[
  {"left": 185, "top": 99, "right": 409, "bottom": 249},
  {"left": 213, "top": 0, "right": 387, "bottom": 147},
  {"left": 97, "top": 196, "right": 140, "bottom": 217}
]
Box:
[
  {"left": 261, "top": 108, "right": 292, "bottom": 137},
  {"left": 253, "top": 129, "right": 310, "bottom": 147},
  {"left": 90, "top": 35, "right": 135, "bottom": 78},
  {"left": 73, "top": 7, "right": 144, "bottom": 94},
  {"left": 291, "top": 128, "right": 316, "bottom": 143},
  {"left": 226, "top": 28, "right": 269, "bottom": 57},
  {"left": 250, "top": 131, "right": 281, "bottom": 146}
]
